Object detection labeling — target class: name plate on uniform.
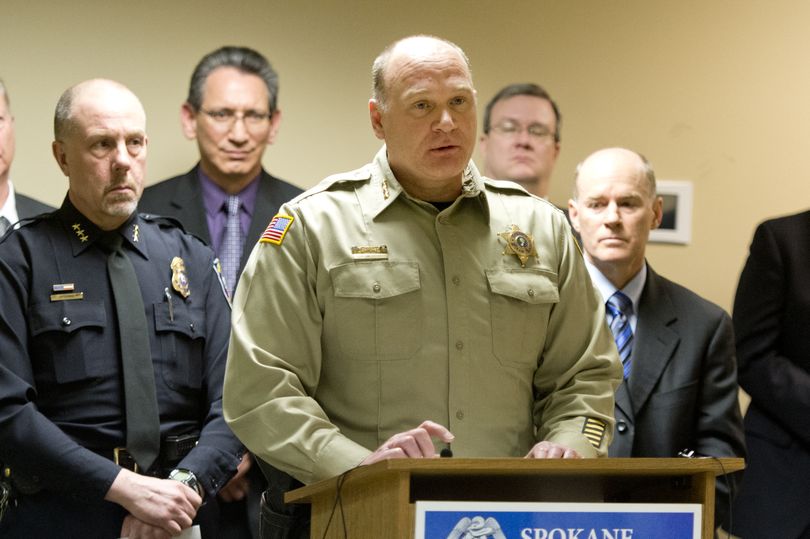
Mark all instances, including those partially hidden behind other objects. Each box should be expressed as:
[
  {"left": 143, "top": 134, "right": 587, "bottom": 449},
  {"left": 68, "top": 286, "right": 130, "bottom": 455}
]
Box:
[{"left": 414, "top": 501, "right": 701, "bottom": 539}]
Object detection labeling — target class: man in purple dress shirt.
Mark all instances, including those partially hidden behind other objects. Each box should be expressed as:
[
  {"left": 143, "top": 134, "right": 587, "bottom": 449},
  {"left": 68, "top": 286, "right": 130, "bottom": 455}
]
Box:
[{"left": 139, "top": 46, "right": 302, "bottom": 539}]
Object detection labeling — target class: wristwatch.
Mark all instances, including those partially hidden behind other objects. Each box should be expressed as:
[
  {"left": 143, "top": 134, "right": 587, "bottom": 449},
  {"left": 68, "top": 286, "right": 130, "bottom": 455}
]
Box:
[{"left": 168, "top": 468, "right": 203, "bottom": 497}]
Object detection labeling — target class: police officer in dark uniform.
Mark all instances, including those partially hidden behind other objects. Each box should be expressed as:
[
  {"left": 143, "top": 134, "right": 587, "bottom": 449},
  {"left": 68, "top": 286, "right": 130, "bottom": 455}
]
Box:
[{"left": 0, "top": 79, "right": 242, "bottom": 539}]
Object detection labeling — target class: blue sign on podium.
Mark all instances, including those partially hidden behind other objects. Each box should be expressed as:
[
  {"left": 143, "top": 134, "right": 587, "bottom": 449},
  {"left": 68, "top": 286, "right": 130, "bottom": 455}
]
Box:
[{"left": 415, "top": 501, "right": 701, "bottom": 539}]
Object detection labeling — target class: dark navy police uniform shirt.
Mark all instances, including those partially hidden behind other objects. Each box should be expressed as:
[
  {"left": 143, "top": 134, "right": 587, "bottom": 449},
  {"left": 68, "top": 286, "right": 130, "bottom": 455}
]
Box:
[{"left": 0, "top": 198, "right": 242, "bottom": 517}]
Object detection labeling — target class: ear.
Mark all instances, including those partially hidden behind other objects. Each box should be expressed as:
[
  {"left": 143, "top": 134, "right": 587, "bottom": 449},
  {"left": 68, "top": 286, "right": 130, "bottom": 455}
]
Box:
[
  {"left": 52, "top": 140, "right": 70, "bottom": 177},
  {"left": 180, "top": 102, "right": 198, "bottom": 140},
  {"left": 265, "top": 109, "right": 283, "bottom": 145},
  {"left": 567, "top": 198, "right": 581, "bottom": 233},
  {"left": 651, "top": 195, "right": 664, "bottom": 230},
  {"left": 369, "top": 99, "right": 385, "bottom": 141}
]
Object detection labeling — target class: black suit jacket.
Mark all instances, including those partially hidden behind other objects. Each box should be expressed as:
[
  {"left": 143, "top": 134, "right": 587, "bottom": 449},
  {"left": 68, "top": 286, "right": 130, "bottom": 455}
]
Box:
[
  {"left": 608, "top": 266, "right": 745, "bottom": 530},
  {"left": 732, "top": 210, "right": 810, "bottom": 538},
  {"left": 139, "top": 166, "right": 302, "bottom": 273},
  {"left": 15, "top": 193, "right": 54, "bottom": 219}
]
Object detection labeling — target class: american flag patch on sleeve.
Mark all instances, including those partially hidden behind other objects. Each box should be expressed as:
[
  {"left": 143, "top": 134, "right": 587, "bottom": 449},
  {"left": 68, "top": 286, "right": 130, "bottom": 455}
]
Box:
[{"left": 260, "top": 214, "right": 295, "bottom": 245}]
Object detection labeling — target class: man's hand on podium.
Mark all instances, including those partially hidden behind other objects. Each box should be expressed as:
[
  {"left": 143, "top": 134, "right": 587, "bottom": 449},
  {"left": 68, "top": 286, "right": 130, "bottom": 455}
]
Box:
[
  {"left": 360, "top": 420, "right": 454, "bottom": 465},
  {"left": 525, "top": 440, "right": 581, "bottom": 459}
]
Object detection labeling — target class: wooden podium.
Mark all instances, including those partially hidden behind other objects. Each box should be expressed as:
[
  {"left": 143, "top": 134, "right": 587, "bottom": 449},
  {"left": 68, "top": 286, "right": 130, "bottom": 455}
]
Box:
[{"left": 285, "top": 457, "right": 744, "bottom": 538}]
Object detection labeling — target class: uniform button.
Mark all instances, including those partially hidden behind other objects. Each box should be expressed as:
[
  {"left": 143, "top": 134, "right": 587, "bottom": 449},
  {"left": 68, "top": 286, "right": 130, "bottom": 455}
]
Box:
[
  {"left": 372, "top": 282, "right": 381, "bottom": 293},
  {"left": 616, "top": 421, "right": 628, "bottom": 434},
  {"left": 61, "top": 317, "right": 71, "bottom": 327},
  {"left": 455, "top": 410, "right": 464, "bottom": 420},
  {"left": 455, "top": 340, "right": 464, "bottom": 350},
  {"left": 189, "top": 323, "right": 195, "bottom": 333},
  {"left": 452, "top": 276, "right": 460, "bottom": 285},
  {"left": 527, "top": 288, "right": 535, "bottom": 297}
]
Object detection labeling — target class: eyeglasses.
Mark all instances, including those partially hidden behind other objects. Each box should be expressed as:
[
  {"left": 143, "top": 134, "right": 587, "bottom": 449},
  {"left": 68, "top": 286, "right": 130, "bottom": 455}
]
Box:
[
  {"left": 200, "top": 108, "right": 272, "bottom": 130},
  {"left": 490, "top": 120, "right": 556, "bottom": 141}
]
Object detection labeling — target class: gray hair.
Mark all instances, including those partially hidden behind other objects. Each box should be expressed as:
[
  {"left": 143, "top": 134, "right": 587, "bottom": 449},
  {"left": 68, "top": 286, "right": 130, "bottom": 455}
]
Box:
[
  {"left": 371, "top": 35, "right": 471, "bottom": 111},
  {"left": 572, "top": 149, "right": 657, "bottom": 200},
  {"left": 186, "top": 46, "right": 279, "bottom": 113}
]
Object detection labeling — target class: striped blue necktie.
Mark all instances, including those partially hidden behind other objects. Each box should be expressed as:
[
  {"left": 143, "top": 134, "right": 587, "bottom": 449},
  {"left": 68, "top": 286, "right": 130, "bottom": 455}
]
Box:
[{"left": 606, "top": 291, "right": 634, "bottom": 379}]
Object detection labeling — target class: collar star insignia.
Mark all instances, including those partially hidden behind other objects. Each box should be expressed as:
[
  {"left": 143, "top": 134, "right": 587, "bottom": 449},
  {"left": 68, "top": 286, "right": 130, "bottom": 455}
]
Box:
[
  {"left": 498, "top": 225, "right": 537, "bottom": 267},
  {"left": 71, "top": 223, "right": 89, "bottom": 243}
]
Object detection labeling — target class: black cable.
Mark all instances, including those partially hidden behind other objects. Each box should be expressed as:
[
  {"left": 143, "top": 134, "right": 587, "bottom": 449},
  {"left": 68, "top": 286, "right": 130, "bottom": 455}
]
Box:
[{"left": 321, "top": 468, "right": 351, "bottom": 539}]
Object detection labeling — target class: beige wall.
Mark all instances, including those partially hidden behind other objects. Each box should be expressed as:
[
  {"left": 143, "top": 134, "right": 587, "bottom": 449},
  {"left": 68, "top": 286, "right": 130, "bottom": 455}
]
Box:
[{"left": 3, "top": 0, "right": 808, "bottom": 313}]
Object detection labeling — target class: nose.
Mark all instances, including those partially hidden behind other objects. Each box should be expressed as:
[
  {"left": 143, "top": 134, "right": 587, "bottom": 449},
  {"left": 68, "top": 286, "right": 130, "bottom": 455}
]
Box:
[
  {"left": 435, "top": 108, "right": 456, "bottom": 132},
  {"left": 228, "top": 114, "right": 250, "bottom": 143},
  {"left": 604, "top": 202, "right": 621, "bottom": 225},
  {"left": 112, "top": 141, "right": 132, "bottom": 171}
]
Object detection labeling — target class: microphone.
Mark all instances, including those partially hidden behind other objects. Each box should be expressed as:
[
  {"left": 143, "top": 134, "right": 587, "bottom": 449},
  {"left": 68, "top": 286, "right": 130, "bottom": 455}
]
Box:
[{"left": 440, "top": 445, "right": 453, "bottom": 458}]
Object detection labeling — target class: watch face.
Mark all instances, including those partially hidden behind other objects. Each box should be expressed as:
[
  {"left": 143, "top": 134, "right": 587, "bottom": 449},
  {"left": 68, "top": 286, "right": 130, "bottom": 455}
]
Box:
[{"left": 170, "top": 469, "right": 192, "bottom": 481}]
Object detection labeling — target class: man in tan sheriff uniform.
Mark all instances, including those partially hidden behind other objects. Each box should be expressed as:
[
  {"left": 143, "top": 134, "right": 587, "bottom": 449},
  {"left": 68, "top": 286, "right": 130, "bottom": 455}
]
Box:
[{"left": 223, "top": 35, "right": 621, "bottom": 488}]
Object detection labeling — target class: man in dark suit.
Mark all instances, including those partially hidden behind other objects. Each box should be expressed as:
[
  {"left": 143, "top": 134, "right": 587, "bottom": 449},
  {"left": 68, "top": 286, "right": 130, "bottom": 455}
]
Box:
[
  {"left": 0, "top": 79, "right": 53, "bottom": 234},
  {"left": 731, "top": 211, "right": 810, "bottom": 538},
  {"left": 139, "top": 46, "right": 302, "bottom": 539},
  {"left": 568, "top": 147, "right": 745, "bottom": 533}
]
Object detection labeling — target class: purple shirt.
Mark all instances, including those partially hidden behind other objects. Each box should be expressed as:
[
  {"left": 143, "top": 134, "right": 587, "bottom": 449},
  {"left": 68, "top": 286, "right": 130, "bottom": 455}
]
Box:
[{"left": 199, "top": 169, "right": 261, "bottom": 256}]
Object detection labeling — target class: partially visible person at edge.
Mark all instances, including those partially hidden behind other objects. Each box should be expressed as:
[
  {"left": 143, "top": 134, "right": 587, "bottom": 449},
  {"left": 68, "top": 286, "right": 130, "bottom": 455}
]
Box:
[
  {"left": 0, "top": 78, "right": 53, "bottom": 237},
  {"left": 731, "top": 208, "right": 810, "bottom": 538}
]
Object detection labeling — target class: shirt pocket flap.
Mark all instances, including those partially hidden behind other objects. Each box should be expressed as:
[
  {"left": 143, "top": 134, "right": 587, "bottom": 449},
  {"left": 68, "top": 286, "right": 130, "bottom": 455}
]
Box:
[
  {"left": 154, "top": 301, "right": 206, "bottom": 340},
  {"left": 486, "top": 268, "right": 559, "bottom": 304},
  {"left": 29, "top": 300, "right": 107, "bottom": 336},
  {"left": 330, "top": 261, "right": 420, "bottom": 299}
]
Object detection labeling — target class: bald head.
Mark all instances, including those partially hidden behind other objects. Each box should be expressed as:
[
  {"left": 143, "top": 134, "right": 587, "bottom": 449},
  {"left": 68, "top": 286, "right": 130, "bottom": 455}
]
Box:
[
  {"left": 573, "top": 148, "right": 656, "bottom": 201},
  {"left": 568, "top": 147, "right": 663, "bottom": 289},
  {"left": 372, "top": 35, "right": 471, "bottom": 111},
  {"left": 51, "top": 79, "right": 148, "bottom": 230},
  {"left": 54, "top": 79, "right": 145, "bottom": 141}
]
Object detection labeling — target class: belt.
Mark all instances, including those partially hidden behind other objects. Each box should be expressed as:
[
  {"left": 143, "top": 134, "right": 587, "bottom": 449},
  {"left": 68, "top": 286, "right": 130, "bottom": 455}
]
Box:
[{"left": 112, "top": 433, "right": 199, "bottom": 474}]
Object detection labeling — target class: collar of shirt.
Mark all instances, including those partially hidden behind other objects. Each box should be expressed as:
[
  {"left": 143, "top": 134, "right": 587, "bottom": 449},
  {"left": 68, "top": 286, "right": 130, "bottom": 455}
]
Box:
[
  {"left": 198, "top": 168, "right": 261, "bottom": 252},
  {"left": 366, "top": 146, "right": 489, "bottom": 223},
  {"left": 57, "top": 196, "right": 148, "bottom": 259},
  {"left": 0, "top": 180, "right": 20, "bottom": 225},
  {"left": 584, "top": 258, "right": 646, "bottom": 332}
]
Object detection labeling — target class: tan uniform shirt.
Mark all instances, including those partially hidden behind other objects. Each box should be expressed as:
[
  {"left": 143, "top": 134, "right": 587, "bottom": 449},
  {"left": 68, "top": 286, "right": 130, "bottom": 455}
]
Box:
[{"left": 224, "top": 148, "right": 621, "bottom": 485}]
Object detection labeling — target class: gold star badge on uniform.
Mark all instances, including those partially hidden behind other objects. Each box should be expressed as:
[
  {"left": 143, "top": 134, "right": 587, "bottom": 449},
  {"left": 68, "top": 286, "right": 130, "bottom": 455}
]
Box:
[{"left": 498, "top": 225, "right": 537, "bottom": 267}]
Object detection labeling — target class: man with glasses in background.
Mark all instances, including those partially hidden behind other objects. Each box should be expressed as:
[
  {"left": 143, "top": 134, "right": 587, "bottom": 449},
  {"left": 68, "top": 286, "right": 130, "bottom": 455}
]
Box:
[
  {"left": 140, "top": 46, "right": 302, "bottom": 539},
  {"left": 479, "top": 83, "right": 561, "bottom": 198}
]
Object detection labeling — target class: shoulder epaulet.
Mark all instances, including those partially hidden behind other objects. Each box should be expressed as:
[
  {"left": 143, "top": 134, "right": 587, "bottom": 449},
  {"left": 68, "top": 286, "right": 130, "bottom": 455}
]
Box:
[
  {"left": 14, "top": 211, "right": 57, "bottom": 228},
  {"left": 139, "top": 212, "right": 210, "bottom": 247},
  {"left": 289, "top": 166, "right": 373, "bottom": 203},
  {"left": 139, "top": 212, "right": 187, "bottom": 232},
  {"left": 483, "top": 177, "right": 533, "bottom": 195}
]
